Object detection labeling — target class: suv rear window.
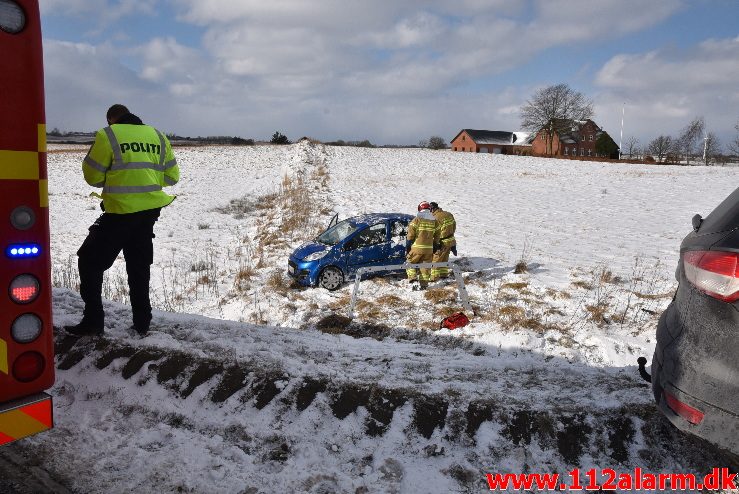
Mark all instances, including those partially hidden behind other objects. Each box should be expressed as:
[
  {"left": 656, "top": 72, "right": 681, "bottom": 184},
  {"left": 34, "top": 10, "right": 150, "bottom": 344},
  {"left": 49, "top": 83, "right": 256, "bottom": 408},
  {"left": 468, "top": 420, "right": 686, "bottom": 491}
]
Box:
[{"left": 699, "top": 186, "right": 739, "bottom": 235}]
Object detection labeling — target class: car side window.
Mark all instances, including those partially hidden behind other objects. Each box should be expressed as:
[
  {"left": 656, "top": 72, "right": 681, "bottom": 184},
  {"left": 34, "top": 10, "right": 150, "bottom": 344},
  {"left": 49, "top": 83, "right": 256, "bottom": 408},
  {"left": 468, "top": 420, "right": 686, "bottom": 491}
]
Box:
[
  {"left": 345, "top": 223, "right": 387, "bottom": 250},
  {"left": 390, "top": 220, "right": 407, "bottom": 239}
]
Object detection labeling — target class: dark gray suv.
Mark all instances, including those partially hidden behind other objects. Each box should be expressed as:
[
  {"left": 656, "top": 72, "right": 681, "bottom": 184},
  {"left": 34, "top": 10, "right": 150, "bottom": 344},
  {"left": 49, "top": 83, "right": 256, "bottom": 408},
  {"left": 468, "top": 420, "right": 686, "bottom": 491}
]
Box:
[{"left": 649, "top": 187, "right": 739, "bottom": 454}]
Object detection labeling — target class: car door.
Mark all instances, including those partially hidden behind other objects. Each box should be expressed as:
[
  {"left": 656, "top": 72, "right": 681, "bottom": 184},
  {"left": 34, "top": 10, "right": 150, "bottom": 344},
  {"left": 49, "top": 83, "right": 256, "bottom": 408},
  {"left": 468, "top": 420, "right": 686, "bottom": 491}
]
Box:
[{"left": 343, "top": 222, "right": 392, "bottom": 272}]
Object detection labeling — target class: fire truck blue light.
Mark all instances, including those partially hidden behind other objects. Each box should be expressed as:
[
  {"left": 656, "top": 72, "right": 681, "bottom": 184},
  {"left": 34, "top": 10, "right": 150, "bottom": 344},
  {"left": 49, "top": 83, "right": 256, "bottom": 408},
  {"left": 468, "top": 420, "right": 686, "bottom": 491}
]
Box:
[{"left": 6, "top": 244, "right": 41, "bottom": 258}]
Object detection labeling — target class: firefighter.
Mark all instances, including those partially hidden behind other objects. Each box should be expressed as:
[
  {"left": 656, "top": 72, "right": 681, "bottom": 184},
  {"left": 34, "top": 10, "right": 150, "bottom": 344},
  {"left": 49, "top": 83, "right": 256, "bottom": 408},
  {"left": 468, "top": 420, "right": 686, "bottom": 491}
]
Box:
[
  {"left": 406, "top": 201, "right": 439, "bottom": 290},
  {"left": 65, "top": 104, "right": 179, "bottom": 337},
  {"left": 429, "top": 202, "right": 456, "bottom": 281}
]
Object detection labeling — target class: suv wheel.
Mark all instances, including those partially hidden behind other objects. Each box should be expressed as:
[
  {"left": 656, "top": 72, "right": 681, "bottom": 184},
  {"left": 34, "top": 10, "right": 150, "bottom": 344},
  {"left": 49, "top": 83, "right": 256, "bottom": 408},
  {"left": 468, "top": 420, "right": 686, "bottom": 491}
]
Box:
[{"left": 319, "top": 267, "right": 344, "bottom": 291}]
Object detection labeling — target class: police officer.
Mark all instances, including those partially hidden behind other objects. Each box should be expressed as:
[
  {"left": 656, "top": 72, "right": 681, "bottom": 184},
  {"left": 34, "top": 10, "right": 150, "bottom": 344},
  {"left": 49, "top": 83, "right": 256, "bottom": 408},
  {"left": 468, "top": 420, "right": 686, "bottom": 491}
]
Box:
[
  {"left": 65, "top": 104, "right": 179, "bottom": 337},
  {"left": 406, "top": 201, "right": 439, "bottom": 290},
  {"left": 429, "top": 202, "right": 456, "bottom": 281}
]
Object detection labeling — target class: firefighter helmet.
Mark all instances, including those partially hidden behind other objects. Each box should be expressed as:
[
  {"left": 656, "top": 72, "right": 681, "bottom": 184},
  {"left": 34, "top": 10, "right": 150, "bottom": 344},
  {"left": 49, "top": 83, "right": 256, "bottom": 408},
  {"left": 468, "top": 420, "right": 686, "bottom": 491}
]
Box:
[{"left": 418, "top": 201, "right": 431, "bottom": 211}]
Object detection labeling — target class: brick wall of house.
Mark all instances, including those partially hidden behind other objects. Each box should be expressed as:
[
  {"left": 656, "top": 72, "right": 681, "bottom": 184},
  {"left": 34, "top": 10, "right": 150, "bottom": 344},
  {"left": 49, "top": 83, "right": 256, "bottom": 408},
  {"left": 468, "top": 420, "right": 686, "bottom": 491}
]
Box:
[
  {"left": 450, "top": 131, "right": 478, "bottom": 152},
  {"left": 531, "top": 131, "right": 562, "bottom": 155},
  {"left": 532, "top": 120, "right": 605, "bottom": 158}
]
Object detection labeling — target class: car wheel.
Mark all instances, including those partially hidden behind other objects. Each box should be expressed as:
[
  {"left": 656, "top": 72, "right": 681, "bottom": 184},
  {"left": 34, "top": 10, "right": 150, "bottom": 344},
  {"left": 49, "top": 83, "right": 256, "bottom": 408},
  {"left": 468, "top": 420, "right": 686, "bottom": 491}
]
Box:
[{"left": 319, "top": 266, "right": 344, "bottom": 291}]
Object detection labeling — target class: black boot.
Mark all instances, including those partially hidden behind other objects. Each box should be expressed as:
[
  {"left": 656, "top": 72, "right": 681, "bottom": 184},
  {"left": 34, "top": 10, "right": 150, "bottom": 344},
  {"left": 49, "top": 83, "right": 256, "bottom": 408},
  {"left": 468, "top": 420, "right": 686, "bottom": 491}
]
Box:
[
  {"left": 129, "top": 325, "right": 149, "bottom": 337},
  {"left": 64, "top": 319, "right": 104, "bottom": 336}
]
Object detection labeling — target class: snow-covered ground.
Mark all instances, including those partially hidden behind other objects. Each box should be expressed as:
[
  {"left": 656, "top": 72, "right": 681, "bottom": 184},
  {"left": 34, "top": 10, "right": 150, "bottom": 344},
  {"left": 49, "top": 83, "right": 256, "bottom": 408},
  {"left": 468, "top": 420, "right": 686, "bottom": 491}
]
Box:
[{"left": 3, "top": 142, "right": 737, "bottom": 493}]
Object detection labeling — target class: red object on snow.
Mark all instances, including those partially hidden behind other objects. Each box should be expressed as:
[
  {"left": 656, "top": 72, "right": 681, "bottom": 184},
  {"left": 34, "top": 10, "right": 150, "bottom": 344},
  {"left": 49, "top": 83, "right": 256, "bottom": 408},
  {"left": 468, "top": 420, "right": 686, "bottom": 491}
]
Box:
[{"left": 440, "top": 312, "right": 470, "bottom": 330}]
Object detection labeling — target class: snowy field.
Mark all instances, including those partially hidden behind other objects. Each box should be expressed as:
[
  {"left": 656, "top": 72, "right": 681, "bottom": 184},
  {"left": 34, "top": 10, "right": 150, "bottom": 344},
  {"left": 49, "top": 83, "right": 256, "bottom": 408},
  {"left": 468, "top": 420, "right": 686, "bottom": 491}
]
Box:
[{"left": 3, "top": 142, "right": 737, "bottom": 493}]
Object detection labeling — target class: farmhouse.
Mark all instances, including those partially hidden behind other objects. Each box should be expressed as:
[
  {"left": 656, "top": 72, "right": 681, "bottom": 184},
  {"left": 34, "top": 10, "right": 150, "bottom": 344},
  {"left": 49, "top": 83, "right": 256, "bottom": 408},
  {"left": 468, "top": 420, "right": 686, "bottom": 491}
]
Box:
[
  {"left": 530, "top": 119, "right": 619, "bottom": 158},
  {"left": 450, "top": 129, "right": 532, "bottom": 155}
]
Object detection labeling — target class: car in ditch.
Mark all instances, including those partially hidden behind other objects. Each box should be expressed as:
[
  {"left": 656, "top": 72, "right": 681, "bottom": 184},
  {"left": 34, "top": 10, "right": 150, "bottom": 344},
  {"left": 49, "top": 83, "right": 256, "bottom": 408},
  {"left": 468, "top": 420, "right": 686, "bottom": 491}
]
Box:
[
  {"left": 647, "top": 186, "right": 739, "bottom": 455},
  {"left": 288, "top": 213, "right": 413, "bottom": 290}
]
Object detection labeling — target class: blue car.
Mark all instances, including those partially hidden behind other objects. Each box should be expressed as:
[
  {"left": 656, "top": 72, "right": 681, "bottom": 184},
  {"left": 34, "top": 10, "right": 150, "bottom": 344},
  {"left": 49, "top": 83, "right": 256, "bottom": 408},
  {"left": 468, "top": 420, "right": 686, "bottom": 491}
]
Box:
[{"left": 288, "top": 213, "right": 414, "bottom": 290}]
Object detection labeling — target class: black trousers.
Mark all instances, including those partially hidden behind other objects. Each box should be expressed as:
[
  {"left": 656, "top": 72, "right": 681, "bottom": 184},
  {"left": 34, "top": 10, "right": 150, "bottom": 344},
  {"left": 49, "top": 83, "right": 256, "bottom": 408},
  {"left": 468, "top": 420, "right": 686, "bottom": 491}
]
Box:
[{"left": 77, "top": 208, "right": 161, "bottom": 329}]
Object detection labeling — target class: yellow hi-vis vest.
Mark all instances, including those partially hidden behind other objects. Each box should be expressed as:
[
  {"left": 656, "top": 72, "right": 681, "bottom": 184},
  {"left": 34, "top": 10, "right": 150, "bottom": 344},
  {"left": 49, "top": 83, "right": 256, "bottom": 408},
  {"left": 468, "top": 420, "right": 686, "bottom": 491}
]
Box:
[{"left": 82, "top": 124, "right": 179, "bottom": 214}]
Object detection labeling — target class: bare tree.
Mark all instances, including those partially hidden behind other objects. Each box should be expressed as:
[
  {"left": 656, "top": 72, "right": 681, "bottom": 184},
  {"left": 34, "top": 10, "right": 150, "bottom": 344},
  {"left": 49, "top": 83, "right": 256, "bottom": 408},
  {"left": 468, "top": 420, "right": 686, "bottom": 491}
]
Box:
[
  {"left": 676, "top": 116, "right": 705, "bottom": 164},
  {"left": 729, "top": 120, "right": 739, "bottom": 157},
  {"left": 647, "top": 135, "right": 673, "bottom": 163},
  {"left": 702, "top": 132, "right": 722, "bottom": 166},
  {"left": 520, "top": 83, "right": 594, "bottom": 156},
  {"left": 624, "top": 136, "right": 640, "bottom": 159},
  {"left": 427, "top": 136, "right": 447, "bottom": 150}
]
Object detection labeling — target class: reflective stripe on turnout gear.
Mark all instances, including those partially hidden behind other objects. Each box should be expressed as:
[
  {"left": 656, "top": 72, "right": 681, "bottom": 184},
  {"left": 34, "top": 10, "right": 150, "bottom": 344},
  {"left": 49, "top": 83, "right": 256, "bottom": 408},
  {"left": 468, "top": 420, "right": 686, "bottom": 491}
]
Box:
[{"left": 433, "top": 208, "right": 456, "bottom": 247}]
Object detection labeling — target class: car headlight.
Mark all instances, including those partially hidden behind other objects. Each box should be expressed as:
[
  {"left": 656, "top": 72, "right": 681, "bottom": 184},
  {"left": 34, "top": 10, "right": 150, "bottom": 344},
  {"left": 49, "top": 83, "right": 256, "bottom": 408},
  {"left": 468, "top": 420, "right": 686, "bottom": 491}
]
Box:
[{"left": 303, "top": 250, "right": 328, "bottom": 262}]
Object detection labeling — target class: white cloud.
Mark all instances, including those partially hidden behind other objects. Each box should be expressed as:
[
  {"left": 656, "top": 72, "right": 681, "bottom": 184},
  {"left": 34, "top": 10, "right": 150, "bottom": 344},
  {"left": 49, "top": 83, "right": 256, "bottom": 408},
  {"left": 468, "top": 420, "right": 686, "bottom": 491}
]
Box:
[
  {"left": 42, "top": 0, "right": 737, "bottom": 146},
  {"left": 594, "top": 36, "right": 739, "bottom": 145},
  {"left": 41, "top": 0, "right": 157, "bottom": 32}
]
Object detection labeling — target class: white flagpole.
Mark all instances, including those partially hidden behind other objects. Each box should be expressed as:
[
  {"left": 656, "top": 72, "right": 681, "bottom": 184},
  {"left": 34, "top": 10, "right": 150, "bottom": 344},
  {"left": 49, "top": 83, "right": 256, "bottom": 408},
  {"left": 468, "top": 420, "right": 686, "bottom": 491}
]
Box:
[{"left": 619, "top": 103, "right": 624, "bottom": 159}]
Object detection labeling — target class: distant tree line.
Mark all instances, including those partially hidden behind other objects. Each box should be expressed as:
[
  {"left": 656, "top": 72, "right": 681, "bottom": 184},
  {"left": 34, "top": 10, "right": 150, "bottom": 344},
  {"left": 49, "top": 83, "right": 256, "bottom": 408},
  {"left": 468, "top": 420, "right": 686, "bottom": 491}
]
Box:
[
  {"left": 635, "top": 116, "right": 734, "bottom": 165},
  {"left": 324, "top": 139, "right": 375, "bottom": 148}
]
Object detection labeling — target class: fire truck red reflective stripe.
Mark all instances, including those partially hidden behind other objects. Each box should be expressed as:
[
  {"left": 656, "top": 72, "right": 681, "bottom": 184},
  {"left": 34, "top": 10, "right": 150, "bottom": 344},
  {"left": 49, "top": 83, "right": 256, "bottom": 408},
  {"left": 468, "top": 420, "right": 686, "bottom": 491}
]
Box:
[
  {"left": 17, "top": 399, "right": 52, "bottom": 428},
  {"left": 0, "top": 431, "right": 15, "bottom": 446},
  {"left": 0, "top": 407, "right": 50, "bottom": 442}
]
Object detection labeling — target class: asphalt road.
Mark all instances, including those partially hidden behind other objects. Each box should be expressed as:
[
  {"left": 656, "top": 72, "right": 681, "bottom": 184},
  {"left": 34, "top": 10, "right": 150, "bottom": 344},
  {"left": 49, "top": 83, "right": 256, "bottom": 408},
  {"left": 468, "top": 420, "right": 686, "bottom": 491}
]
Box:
[{"left": 0, "top": 446, "right": 72, "bottom": 494}]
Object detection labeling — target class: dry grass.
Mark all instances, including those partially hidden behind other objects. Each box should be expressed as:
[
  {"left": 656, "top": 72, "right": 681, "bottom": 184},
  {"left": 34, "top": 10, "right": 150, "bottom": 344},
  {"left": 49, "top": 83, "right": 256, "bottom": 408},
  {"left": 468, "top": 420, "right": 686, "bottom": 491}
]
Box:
[
  {"left": 486, "top": 304, "right": 548, "bottom": 333},
  {"left": 585, "top": 303, "right": 609, "bottom": 325},
  {"left": 233, "top": 265, "right": 257, "bottom": 292},
  {"left": 545, "top": 288, "right": 572, "bottom": 300},
  {"left": 501, "top": 282, "right": 529, "bottom": 291},
  {"left": 633, "top": 290, "right": 674, "bottom": 300},
  {"left": 315, "top": 313, "right": 353, "bottom": 334},
  {"left": 328, "top": 294, "right": 352, "bottom": 311},
  {"left": 420, "top": 320, "right": 439, "bottom": 331},
  {"left": 571, "top": 280, "right": 594, "bottom": 290},
  {"left": 265, "top": 271, "right": 291, "bottom": 295},
  {"left": 598, "top": 269, "right": 623, "bottom": 284},
  {"left": 356, "top": 300, "right": 382, "bottom": 319},
  {"left": 375, "top": 294, "right": 410, "bottom": 309},
  {"left": 424, "top": 288, "right": 457, "bottom": 304},
  {"left": 497, "top": 305, "right": 526, "bottom": 324},
  {"left": 434, "top": 306, "right": 460, "bottom": 318},
  {"left": 513, "top": 260, "right": 528, "bottom": 274}
]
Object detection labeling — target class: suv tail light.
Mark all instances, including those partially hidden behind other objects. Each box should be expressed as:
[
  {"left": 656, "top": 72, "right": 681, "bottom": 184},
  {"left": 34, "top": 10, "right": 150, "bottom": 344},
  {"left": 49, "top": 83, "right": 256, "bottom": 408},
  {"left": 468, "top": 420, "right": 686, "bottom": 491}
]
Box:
[{"left": 683, "top": 250, "right": 739, "bottom": 302}]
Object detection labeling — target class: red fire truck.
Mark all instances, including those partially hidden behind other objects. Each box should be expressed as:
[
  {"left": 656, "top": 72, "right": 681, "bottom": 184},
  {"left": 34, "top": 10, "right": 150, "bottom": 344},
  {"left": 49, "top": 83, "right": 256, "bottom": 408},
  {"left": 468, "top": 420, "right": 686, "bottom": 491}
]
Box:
[{"left": 0, "top": 0, "right": 54, "bottom": 445}]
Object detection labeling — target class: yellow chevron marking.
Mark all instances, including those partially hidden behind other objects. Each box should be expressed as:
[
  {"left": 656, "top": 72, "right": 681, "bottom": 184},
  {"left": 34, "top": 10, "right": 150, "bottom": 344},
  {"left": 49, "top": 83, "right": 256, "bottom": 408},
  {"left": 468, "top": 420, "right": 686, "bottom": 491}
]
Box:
[
  {"left": 39, "top": 179, "right": 48, "bottom": 208},
  {"left": 0, "top": 409, "right": 49, "bottom": 440},
  {"left": 0, "top": 338, "right": 6, "bottom": 374},
  {"left": 0, "top": 150, "right": 39, "bottom": 180},
  {"left": 38, "top": 123, "right": 47, "bottom": 152}
]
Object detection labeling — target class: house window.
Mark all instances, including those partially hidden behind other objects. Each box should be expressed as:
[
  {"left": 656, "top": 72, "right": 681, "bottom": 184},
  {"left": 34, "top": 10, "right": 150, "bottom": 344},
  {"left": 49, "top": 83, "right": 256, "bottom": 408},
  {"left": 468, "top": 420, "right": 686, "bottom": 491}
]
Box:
[
  {"left": 461, "top": 147, "right": 465, "bottom": 152},
  {"left": 564, "top": 147, "right": 568, "bottom": 155},
  {"left": 453, "top": 147, "right": 457, "bottom": 151},
  {"left": 589, "top": 135, "right": 593, "bottom": 141},
  {"left": 580, "top": 148, "right": 585, "bottom": 156},
  {"left": 588, "top": 149, "right": 592, "bottom": 156},
  {"left": 462, "top": 135, "right": 466, "bottom": 141}
]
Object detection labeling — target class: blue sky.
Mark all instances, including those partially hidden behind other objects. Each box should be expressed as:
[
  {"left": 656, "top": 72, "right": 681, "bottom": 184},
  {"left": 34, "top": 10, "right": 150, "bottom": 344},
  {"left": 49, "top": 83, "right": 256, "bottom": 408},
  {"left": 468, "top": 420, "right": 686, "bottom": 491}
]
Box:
[{"left": 40, "top": 0, "right": 739, "bottom": 147}]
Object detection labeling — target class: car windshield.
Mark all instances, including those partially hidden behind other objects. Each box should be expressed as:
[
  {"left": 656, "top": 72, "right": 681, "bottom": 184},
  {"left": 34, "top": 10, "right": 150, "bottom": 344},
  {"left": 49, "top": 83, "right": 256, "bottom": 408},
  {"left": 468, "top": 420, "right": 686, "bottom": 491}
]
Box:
[{"left": 315, "top": 219, "right": 358, "bottom": 246}]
